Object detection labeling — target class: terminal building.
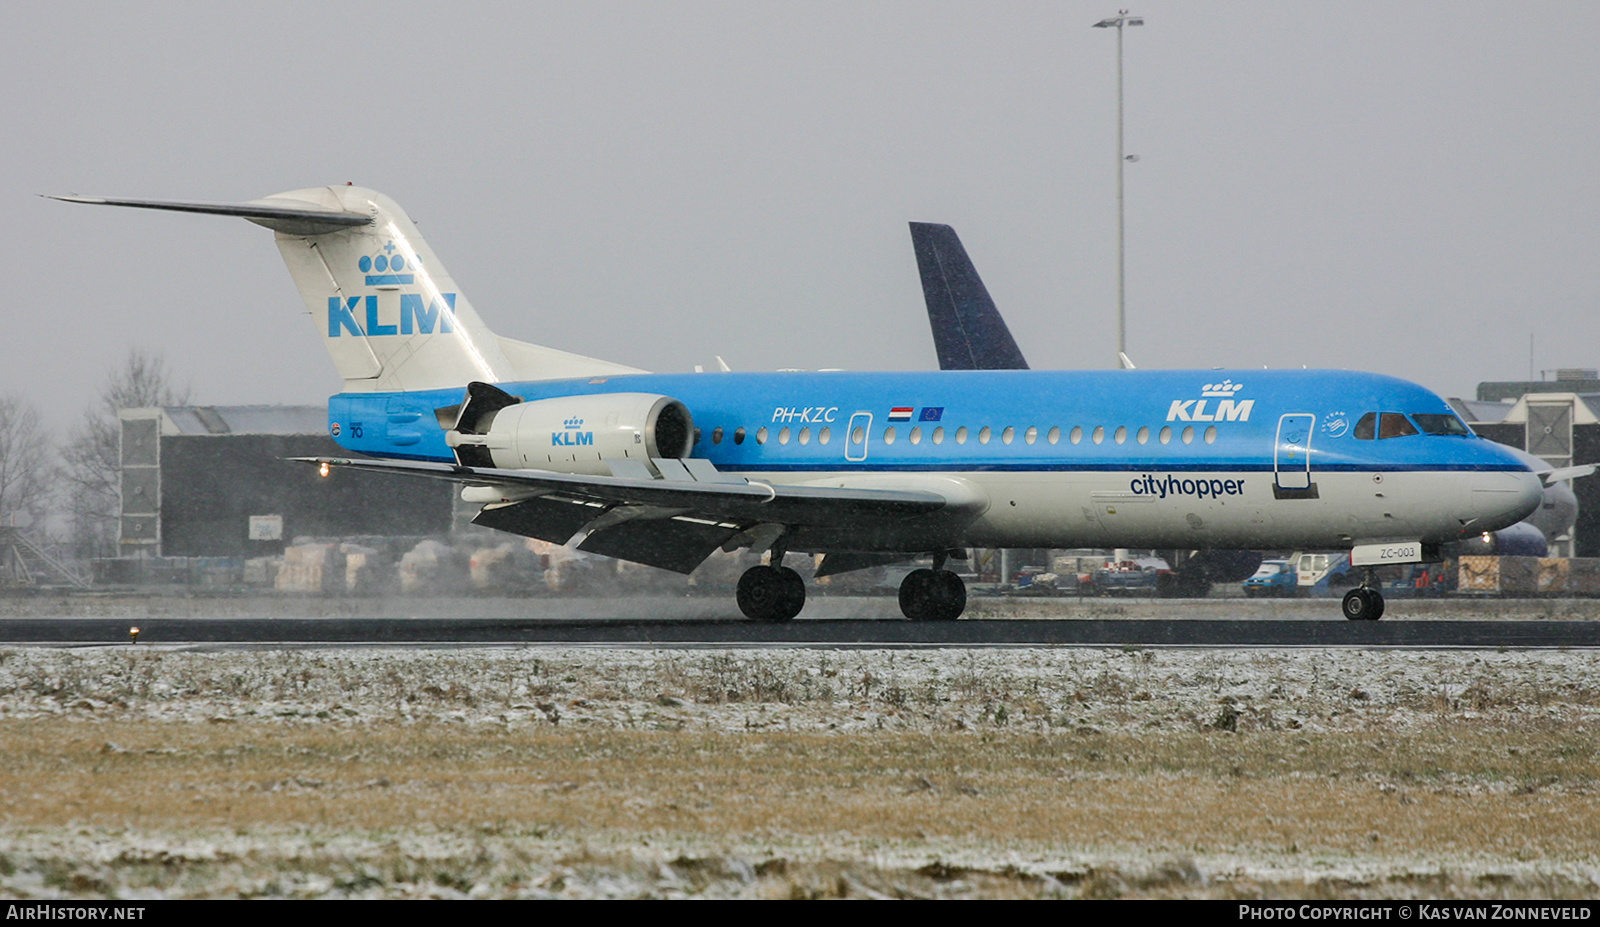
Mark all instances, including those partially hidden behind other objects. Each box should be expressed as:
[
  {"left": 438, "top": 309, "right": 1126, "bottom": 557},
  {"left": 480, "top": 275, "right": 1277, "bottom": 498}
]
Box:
[{"left": 118, "top": 405, "right": 453, "bottom": 559}]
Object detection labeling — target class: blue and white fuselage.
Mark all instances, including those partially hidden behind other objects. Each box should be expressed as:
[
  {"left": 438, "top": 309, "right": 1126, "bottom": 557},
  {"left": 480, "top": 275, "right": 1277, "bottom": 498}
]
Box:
[{"left": 329, "top": 368, "right": 1539, "bottom": 553}]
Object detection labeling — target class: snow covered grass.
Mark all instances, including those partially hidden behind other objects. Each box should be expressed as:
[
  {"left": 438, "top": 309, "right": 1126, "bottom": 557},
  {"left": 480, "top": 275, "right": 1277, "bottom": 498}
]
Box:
[{"left": 2, "top": 645, "right": 1599, "bottom": 898}]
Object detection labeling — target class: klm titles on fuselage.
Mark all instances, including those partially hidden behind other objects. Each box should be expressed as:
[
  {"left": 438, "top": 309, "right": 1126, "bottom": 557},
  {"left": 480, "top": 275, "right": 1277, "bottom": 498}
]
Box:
[
  {"left": 1166, "top": 398, "right": 1254, "bottom": 422},
  {"left": 1167, "top": 380, "right": 1254, "bottom": 423}
]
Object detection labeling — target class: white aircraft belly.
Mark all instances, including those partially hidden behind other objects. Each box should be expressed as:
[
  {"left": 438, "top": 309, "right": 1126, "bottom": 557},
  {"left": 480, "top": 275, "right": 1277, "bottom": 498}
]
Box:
[{"left": 760, "top": 468, "right": 1494, "bottom": 551}]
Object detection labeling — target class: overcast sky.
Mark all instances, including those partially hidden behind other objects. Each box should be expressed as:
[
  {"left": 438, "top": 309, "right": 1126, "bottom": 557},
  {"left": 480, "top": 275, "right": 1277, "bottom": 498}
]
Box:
[{"left": 3, "top": 1, "right": 1597, "bottom": 431}]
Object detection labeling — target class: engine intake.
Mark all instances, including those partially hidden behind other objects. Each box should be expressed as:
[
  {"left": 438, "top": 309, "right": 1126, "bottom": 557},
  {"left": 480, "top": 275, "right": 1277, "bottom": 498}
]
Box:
[{"left": 446, "top": 390, "right": 693, "bottom": 475}]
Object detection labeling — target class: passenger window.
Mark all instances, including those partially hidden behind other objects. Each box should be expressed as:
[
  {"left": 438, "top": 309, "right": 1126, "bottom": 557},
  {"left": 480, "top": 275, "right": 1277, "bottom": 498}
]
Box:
[
  {"left": 1379, "top": 412, "right": 1418, "bottom": 439},
  {"left": 1114, "top": 426, "right": 1127, "bottom": 444},
  {"left": 1002, "top": 426, "right": 1015, "bottom": 445},
  {"left": 756, "top": 427, "right": 769, "bottom": 444},
  {"left": 1182, "top": 426, "right": 1195, "bottom": 444},
  {"left": 956, "top": 426, "right": 968, "bottom": 444},
  {"left": 932, "top": 427, "right": 945, "bottom": 445},
  {"left": 694, "top": 427, "right": 702, "bottom": 445},
  {"left": 1026, "top": 426, "right": 1038, "bottom": 445},
  {"left": 1353, "top": 413, "right": 1376, "bottom": 440},
  {"left": 1159, "top": 426, "right": 1172, "bottom": 445},
  {"left": 1204, "top": 426, "right": 1218, "bottom": 444},
  {"left": 909, "top": 426, "right": 922, "bottom": 445},
  {"left": 1092, "top": 426, "right": 1105, "bottom": 445},
  {"left": 712, "top": 426, "right": 724, "bottom": 445},
  {"left": 883, "top": 426, "right": 897, "bottom": 445},
  {"left": 819, "top": 427, "right": 831, "bottom": 445},
  {"left": 778, "top": 426, "right": 790, "bottom": 445},
  {"left": 1048, "top": 426, "right": 1060, "bottom": 445},
  {"left": 1070, "top": 426, "right": 1083, "bottom": 444},
  {"left": 734, "top": 427, "right": 746, "bottom": 445},
  {"left": 1137, "top": 426, "right": 1149, "bottom": 445},
  {"left": 799, "top": 427, "right": 811, "bottom": 445}
]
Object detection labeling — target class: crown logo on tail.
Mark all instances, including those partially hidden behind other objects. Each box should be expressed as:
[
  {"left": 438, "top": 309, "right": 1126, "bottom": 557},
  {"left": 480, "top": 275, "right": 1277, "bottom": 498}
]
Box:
[{"left": 359, "top": 240, "right": 415, "bottom": 286}]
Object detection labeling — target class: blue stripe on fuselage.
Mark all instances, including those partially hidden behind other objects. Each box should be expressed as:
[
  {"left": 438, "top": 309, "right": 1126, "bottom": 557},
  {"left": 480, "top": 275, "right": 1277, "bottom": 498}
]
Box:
[{"left": 324, "top": 369, "right": 1530, "bottom": 475}]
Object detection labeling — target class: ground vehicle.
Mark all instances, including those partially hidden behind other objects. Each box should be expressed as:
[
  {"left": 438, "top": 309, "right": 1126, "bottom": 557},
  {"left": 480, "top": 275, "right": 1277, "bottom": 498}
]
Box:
[
  {"left": 1242, "top": 559, "right": 1296, "bottom": 597},
  {"left": 1091, "top": 558, "right": 1174, "bottom": 596},
  {"left": 1294, "top": 552, "right": 1358, "bottom": 597}
]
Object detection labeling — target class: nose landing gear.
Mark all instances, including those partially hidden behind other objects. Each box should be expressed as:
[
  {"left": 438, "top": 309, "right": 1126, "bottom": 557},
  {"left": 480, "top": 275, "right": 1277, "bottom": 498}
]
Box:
[{"left": 1341, "top": 567, "right": 1385, "bottom": 621}]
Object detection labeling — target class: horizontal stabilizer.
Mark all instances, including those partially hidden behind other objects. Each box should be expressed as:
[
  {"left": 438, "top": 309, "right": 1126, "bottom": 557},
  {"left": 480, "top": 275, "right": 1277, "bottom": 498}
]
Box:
[
  {"left": 910, "top": 222, "right": 1029, "bottom": 371},
  {"left": 45, "top": 194, "right": 372, "bottom": 235}
]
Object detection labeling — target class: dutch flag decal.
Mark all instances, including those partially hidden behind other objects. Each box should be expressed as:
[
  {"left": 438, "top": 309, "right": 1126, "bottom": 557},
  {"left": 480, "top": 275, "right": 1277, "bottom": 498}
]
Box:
[{"left": 889, "top": 407, "right": 914, "bottom": 421}]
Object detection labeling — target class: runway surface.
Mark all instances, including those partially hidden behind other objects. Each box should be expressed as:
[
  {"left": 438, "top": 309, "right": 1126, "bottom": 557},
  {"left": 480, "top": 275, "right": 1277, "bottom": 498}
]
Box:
[{"left": 2, "top": 615, "right": 1597, "bottom": 648}]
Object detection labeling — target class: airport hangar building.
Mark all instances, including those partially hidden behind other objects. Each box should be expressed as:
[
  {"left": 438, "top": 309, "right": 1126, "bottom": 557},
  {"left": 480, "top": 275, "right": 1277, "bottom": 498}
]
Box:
[
  {"left": 117, "top": 406, "right": 453, "bottom": 559},
  {"left": 116, "top": 377, "right": 1600, "bottom": 563}
]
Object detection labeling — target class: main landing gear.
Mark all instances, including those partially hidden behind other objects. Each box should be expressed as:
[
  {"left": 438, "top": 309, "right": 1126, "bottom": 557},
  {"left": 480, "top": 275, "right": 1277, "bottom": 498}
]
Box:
[
  {"left": 899, "top": 568, "right": 966, "bottom": 621},
  {"left": 899, "top": 550, "right": 967, "bottom": 621},
  {"left": 735, "top": 551, "right": 970, "bottom": 622},
  {"left": 736, "top": 564, "right": 806, "bottom": 622},
  {"left": 1341, "top": 567, "right": 1385, "bottom": 621}
]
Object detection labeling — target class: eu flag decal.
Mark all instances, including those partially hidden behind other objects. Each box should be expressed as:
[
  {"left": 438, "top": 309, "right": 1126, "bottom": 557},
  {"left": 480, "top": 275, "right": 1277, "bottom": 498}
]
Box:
[{"left": 919, "top": 407, "right": 944, "bottom": 422}]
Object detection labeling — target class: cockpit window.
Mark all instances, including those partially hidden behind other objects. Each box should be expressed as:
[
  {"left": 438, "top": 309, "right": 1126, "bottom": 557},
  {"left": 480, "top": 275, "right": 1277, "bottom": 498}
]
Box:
[
  {"left": 1411, "top": 413, "right": 1471, "bottom": 436},
  {"left": 1353, "top": 412, "right": 1376, "bottom": 440},
  {"left": 1379, "top": 412, "right": 1419, "bottom": 439}
]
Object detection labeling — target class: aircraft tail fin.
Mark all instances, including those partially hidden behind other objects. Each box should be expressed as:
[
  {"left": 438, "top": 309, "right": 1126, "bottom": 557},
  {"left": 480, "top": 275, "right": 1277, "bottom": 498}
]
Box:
[
  {"left": 50, "top": 187, "right": 642, "bottom": 392},
  {"left": 909, "top": 222, "right": 1029, "bottom": 371}
]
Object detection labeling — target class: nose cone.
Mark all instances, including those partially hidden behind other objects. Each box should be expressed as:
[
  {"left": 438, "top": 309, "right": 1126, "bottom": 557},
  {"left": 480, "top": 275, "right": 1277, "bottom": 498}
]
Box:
[{"left": 1470, "top": 466, "right": 1544, "bottom": 535}]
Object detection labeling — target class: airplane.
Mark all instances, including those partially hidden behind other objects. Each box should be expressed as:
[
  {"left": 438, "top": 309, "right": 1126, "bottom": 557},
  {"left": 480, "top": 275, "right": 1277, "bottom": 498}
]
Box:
[
  {"left": 909, "top": 221, "right": 1594, "bottom": 572},
  {"left": 52, "top": 186, "right": 1544, "bottom": 621}
]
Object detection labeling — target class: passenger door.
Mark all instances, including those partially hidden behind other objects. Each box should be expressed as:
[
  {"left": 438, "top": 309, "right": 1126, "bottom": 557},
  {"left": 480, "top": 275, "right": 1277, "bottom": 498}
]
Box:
[{"left": 1274, "top": 413, "right": 1317, "bottom": 498}]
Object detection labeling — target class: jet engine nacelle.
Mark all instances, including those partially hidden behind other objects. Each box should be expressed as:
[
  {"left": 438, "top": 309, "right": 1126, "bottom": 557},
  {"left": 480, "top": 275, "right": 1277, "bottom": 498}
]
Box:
[{"left": 448, "top": 392, "right": 694, "bottom": 475}]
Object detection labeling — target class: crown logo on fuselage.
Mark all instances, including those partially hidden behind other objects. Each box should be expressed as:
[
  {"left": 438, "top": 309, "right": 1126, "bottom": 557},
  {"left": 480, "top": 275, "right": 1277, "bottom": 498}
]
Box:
[
  {"left": 358, "top": 240, "right": 415, "bottom": 286},
  {"left": 1201, "top": 380, "right": 1244, "bottom": 398},
  {"left": 564, "top": 417, "right": 585, "bottom": 430}
]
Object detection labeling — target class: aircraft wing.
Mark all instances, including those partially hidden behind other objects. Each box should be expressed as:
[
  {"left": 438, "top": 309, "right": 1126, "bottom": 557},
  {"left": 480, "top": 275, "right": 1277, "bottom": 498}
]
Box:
[
  {"left": 296, "top": 456, "right": 974, "bottom": 574},
  {"left": 1538, "top": 464, "right": 1598, "bottom": 485}
]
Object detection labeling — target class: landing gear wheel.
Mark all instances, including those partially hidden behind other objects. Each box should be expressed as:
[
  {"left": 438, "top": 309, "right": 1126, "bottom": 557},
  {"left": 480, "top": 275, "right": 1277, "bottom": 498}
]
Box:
[
  {"left": 1341, "top": 587, "right": 1385, "bottom": 621},
  {"left": 899, "top": 568, "right": 967, "bottom": 621},
  {"left": 737, "top": 565, "right": 806, "bottom": 622}
]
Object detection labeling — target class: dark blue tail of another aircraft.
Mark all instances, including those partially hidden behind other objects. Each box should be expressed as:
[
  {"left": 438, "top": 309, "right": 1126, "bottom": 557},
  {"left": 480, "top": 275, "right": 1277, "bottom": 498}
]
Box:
[{"left": 910, "top": 222, "right": 1029, "bottom": 371}]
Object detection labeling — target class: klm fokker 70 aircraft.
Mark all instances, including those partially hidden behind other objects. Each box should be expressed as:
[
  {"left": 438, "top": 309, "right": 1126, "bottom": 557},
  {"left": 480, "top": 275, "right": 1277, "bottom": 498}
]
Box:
[{"left": 54, "top": 186, "right": 1542, "bottom": 621}]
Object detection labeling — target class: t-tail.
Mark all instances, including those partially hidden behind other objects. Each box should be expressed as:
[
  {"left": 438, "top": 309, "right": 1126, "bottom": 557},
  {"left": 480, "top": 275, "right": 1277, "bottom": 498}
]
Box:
[{"left": 49, "top": 186, "right": 642, "bottom": 391}]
